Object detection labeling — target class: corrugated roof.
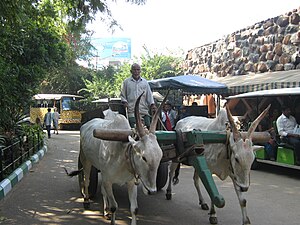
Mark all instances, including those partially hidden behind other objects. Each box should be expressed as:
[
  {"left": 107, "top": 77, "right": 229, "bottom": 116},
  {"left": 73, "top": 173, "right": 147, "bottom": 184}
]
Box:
[
  {"left": 212, "top": 69, "right": 300, "bottom": 95},
  {"left": 227, "top": 87, "right": 300, "bottom": 99}
]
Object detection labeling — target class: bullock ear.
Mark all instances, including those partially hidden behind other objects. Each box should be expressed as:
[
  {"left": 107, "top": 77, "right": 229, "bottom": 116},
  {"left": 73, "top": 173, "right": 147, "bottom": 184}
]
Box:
[
  {"left": 252, "top": 145, "right": 264, "bottom": 152},
  {"left": 128, "top": 135, "right": 143, "bottom": 154},
  {"left": 128, "top": 135, "right": 137, "bottom": 145}
]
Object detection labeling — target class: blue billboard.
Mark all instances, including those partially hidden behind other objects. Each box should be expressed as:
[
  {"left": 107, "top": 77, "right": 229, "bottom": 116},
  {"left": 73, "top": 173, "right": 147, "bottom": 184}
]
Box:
[{"left": 91, "top": 37, "right": 131, "bottom": 59}]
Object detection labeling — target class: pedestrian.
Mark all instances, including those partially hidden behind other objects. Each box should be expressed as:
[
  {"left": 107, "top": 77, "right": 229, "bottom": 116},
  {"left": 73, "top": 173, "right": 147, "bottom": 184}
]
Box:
[
  {"left": 44, "top": 108, "right": 52, "bottom": 138},
  {"left": 276, "top": 104, "right": 300, "bottom": 165},
  {"left": 120, "top": 63, "right": 157, "bottom": 128},
  {"left": 161, "top": 101, "right": 177, "bottom": 131},
  {"left": 53, "top": 107, "right": 60, "bottom": 135}
]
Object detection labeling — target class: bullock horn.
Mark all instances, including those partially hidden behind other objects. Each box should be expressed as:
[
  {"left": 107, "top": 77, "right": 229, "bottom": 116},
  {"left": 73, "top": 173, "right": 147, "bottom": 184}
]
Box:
[
  {"left": 226, "top": 105, "right": 241, "bottom": 141},
  {"left": 247, "top": 104, "right": 271, "bottom": 139},
  {"left": 149, "top": 89, "right": 170, "bottom": 134},
  {"left": 135, "top": 92, "right": 146, "bottom": 137}
]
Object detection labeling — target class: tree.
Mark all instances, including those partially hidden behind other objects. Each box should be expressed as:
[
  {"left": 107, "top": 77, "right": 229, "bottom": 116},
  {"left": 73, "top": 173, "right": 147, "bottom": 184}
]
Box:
[
  {"left": 0, "top": 0, "right": 69, "bottom": 135},
  {"left": 82, "top": 51, "right": 184, "bottom": 99},
  {"left": 80, "top": 65, "right": 117, "bottom": 99},
  {"left": 0, "top": 0, "right": 146, "bottom": 136}
]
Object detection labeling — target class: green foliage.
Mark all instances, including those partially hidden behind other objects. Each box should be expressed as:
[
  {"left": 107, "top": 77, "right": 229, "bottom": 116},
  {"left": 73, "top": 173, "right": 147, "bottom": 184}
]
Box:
[
  {"left": 140, "top": 53, "right": 184, "bottom": 80},
  {"left": 0, "top": 0, "right": 69, "bottom": 135},
  {"left": 80, "top": 65, "right": 118, "bottom": 98},
  {"left": 0, "top": 0, "right": 148, "bottom": 136},
  {"left": 21, "top": 123, "right": 45, "bottom": 145},
  {"left": 82, "top": 52, "right": 184, "bottom": 99},
  {"left": 41, "top": 62, "right": 93, "bottom": 94}
]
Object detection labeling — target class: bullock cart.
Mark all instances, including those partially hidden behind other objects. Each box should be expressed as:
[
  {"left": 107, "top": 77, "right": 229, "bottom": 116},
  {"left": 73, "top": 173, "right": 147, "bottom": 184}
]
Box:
[
  {"left": 92, "top": 128, "right": 270, "bottom": 209},
  {"left": 80, "top": 75, "right": 230, "bottom": 207}
]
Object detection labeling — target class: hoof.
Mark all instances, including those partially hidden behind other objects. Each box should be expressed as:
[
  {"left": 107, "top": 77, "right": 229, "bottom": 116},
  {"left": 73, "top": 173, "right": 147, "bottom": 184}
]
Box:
[
  {"left": 172, "top": 177, "right": 179, "bottom": 185},
  {"left": 200, "top": 203, "right": 209, "bottom": 210},
  {"left": 83, "top": 201, "right": 90, "bottom": 209},
  {"left": 243, "top": 216, "right": 251, "bottom": 225},
  {"left": 104, "top": 213, "right": 111, "bottom": 220},
  {"left": 166, "top": 193, "right": 172, "bottom": 200},
  {"left": 209, "top": 216, "right": 218, "bottom": 224}
]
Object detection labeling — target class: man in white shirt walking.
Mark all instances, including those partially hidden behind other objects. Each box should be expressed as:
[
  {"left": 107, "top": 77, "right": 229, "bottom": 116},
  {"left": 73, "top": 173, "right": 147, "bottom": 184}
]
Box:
[
  {"left": 276, "top": 105, "right": 300, "bottom": 165},
  {"left": 52, "top": 107, "right": 60, "bottom": 135}
]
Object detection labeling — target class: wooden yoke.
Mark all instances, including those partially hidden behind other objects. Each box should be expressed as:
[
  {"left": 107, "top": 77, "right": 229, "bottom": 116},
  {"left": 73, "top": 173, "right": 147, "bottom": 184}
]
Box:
[
  {"left": 93, "top": 128, "right": 271, "bottom": 145},
  {"left": 93, "top": 129, "right": 133, "bottom": 142},
  {"left": 241, "top": 131, "right": 271, "bottom": 144}
]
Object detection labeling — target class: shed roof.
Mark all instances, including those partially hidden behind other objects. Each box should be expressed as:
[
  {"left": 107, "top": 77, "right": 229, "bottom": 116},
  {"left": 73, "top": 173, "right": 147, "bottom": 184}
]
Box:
[{"left": 212, "top": 69, "right": 300, "bottom": 95}]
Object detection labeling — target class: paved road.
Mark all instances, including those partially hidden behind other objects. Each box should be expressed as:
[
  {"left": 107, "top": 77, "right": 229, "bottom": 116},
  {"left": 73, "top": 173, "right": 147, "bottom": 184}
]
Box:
[{"left": 0, "top": 130, "right": 300, "bottom": 225}]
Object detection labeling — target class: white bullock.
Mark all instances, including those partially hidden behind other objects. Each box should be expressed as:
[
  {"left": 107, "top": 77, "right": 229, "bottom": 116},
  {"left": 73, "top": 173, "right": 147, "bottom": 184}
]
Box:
[
  {"left": 70, "top": 94, "right": 164, "bottom": 225},
  {"left": 166, "top": 105, "right": 270, "bottom": 225}
]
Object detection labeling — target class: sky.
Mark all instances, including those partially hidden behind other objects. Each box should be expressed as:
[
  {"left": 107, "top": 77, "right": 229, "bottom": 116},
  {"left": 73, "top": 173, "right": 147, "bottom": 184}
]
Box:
[{"left": 88, "top": 0, "right": 300, "bottom": 58}]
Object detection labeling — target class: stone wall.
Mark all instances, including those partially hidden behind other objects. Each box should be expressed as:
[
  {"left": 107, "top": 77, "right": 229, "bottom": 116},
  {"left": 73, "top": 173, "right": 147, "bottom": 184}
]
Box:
[{"left": 183, "top": 7, "right": 300, "bottom": 78}]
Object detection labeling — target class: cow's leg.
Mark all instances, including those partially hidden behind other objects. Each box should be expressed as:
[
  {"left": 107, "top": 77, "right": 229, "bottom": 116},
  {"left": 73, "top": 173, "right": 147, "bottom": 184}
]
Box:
[
  {"left": 193, "top": 170, "right": 209, "bottom": 210},
  {"left": 233, "top": 182, "right": 251, "bottom": 225},
  {"left": 101, "top": 185, "right": 110, "bottom": 220},
  {"left": 127, "top": 180, "right": 138, "bottom": 225},
  {"left": 82, "top": 162, "right": 92, "bottom": 209},
  {"left": 102, "top": 182, "right": 118, "bottom": 225},
  {"left": 79, "top": 150, "right": 92, "bottom": 209},
  {"left": 166, "top": 162, "right": 178, "bottom": 200},
  {"left": 209, "top": 201, "right": 218, "bottom": 224}
]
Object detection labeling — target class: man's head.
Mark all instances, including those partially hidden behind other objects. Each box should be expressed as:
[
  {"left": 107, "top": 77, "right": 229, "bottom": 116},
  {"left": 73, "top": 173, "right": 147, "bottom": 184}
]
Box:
[
  {"left": 163, "top": 101, "right": 172, "bottom": 112},
  {"left": 47, "top": 108, "right": 51, "bottom": 112},
  {"left": 130, "top": 63, "right": 141, "bottom": 81},
  {"left": 281, "top": 105, "right": 291, "bottom": 118}
]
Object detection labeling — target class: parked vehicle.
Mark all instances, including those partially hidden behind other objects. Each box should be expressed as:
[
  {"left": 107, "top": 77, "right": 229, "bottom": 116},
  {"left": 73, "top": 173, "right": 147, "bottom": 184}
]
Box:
[
  {"left": 226, "top": 87, "right": 300, "bottom": 169},
  {"left": 30, "top": 94, "right": 84, "bottom": 130}
]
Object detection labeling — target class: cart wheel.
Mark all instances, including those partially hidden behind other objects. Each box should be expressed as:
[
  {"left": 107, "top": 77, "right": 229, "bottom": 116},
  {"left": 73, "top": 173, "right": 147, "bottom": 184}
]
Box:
[
  {"left": 78, "top": 157, "right": 98, "bottom": 199},
  {"left": 156, "top": 162, "right": 169, "bottom": 191}
]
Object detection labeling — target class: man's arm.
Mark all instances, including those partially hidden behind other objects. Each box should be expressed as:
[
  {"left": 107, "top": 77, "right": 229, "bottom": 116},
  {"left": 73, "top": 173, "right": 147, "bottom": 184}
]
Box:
[
  {"left": 145, "top": 82, "right": 155, "bottom": 107},
  {"left": 277, "top": 116, "right": 300, "bottom": 138},
  {"left": 276, "top": 116, "right": 287, "bottom": 137},
  {"left": 120, "top": 80, "right": 128, "bottom": 106}
]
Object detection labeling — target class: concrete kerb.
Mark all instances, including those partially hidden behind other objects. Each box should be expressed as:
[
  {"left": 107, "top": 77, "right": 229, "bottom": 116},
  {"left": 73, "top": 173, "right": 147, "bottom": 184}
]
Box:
[{"left": 0, "top": 145, "right": 48, "bottom": 200}]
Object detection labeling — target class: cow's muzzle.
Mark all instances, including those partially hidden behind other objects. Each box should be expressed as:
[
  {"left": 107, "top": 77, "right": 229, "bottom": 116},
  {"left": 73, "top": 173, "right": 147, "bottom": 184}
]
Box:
[
  {"left": 240, "top": 186, "right": 249, "bottom": 192},
  {"left": 236, "top": 183, "right": 249, "bottom": 192},
  {"left": 142, "top": 185, "right": 157, "bottom": 195}
]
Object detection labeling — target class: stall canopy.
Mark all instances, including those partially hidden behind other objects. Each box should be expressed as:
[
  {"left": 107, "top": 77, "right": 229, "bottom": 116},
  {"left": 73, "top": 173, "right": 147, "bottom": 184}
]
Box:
[
  {"left": 227, "top": 87, "right": 300, "bottom": 99},
  {"left": 212, "top": 69, "right": 300, "bottom": 95},
  {"left": 148, "top": 75, "right": 228, "bottom": 94}
]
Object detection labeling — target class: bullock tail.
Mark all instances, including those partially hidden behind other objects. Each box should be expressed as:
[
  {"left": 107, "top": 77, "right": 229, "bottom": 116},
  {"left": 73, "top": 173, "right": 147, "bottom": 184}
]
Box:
[{"left": 63, "top": 167, "right": 83, "bottom": 177}]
